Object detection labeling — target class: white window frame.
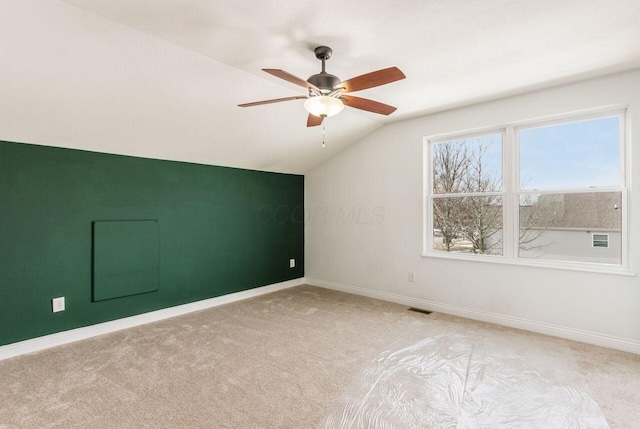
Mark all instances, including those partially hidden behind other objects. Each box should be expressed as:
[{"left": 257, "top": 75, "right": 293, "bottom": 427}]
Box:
[
  {"left": 426, "top": 128, "right": 506, "bottom": 259},
  {"left": 423, "top": 107, "right": 631, "bottom": 275}
]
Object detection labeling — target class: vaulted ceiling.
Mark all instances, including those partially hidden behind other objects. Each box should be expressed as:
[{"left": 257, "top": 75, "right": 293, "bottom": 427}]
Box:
[{"left": 2, "top": 0, "right": 640, "bottom": 173}]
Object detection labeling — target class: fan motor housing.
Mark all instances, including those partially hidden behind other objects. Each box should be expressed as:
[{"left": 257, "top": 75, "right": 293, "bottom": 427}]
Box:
[{"left": 307, "top": 73, "right": 341, "bottom": 93}]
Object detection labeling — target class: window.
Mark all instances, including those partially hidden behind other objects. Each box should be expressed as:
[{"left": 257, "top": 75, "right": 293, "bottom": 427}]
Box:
[
  {"left": 430, "top": 132, "right": 504, "bottom": 255},
  {"left": 425, "top": 109, "right": 628, "bottom": 271},
  {"left": 592, "top": 234, "right": 609, "bottom": 248}
]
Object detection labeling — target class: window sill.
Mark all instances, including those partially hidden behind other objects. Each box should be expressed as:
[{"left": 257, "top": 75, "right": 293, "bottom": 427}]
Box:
[{"left": 421, "top": 251, "right": 636, "bottom": 277}]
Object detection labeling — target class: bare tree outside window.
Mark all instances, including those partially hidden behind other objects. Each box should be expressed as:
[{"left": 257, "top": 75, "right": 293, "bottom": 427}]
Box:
[
  {"left": 432, "top": 135, "right": 503, "bottom": 255},
  {"left": 428, "top": 113, "right": 625, "bottom": 267},
  {"left": 432, "top": 140, "right": 470, "bottom": 251}
]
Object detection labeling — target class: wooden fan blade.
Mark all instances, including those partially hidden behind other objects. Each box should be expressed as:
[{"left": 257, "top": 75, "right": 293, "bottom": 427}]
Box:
[
  {"left": 342, "top": 95, "right": 397, "bottom": 115},
  {"left": 238, "top": 95, "right": 306, "bottom": 107},
  {"left": 307, "top": 114, "right": 323, "bottom": 127},
  {"left": 336, "top": 67, "right": 405, "bottom": 93},
  {"left": 263, "top": 69, "right": 320, "bottom": 92}
]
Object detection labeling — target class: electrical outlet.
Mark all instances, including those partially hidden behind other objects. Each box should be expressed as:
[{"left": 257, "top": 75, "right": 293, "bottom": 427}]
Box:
[
  {"left": 408, "top": 271, "right": 416, "bottom": 282},
  {"left": 290, "top": 258, "right": 295, "bottom": 268},
  {"left": 52, "top": 297, "right": 65, "bottom": 313}
]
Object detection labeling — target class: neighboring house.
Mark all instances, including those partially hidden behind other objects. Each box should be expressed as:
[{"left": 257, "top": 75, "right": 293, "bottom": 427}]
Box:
[
  {"left": 519, "top": 192, "right": 622, "bottom": 264},
  {"left": 435, "top": 192, "right": 623, "bottom": 264}
]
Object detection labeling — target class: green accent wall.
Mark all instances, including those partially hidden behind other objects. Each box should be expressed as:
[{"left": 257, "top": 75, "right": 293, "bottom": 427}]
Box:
[{"left": 0, "top": 141, "right": 304, "bottom": 346}]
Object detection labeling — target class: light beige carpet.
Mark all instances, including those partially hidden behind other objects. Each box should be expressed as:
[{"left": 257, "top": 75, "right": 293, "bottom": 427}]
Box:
[{"left": 1, "top": 285, "right": 639, "bottom": 428}]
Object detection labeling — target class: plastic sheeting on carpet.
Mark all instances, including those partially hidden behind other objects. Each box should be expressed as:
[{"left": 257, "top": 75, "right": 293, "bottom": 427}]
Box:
[{"left": 323, "top": 335, "right": 609, "bottom": 429}]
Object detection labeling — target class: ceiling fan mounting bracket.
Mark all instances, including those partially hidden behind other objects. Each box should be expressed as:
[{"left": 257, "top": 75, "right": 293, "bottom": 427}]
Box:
[{"left": 314, "top": 46, "right": 332, "bottom": 60}]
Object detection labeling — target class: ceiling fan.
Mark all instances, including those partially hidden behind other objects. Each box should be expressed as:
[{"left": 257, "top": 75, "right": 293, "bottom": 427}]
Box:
[{"left": 238, "top": 46, "right": 406, "bottom": 127}]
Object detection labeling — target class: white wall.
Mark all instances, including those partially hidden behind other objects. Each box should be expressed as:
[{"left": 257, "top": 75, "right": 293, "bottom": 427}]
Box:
[{"left": 305, "top": 68, "right": 640, "bottom": 354}]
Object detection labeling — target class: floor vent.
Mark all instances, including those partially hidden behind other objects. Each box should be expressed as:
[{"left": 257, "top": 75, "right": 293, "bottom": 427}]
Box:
[{"left": 407, "top": 307, "right": 432, "bottom": 315}]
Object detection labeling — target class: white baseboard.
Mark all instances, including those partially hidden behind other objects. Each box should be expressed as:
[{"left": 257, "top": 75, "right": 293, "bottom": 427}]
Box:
[
  {"left": 0, "top": 277, "right": 305, "bottom": 361},
  {"left": 307, "top": 278, "right": 640, "bottom": 356}
]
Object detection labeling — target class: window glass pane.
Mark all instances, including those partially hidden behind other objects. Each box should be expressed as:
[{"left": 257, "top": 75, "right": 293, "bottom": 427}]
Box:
[
  {"left": 432, "top": 133, "right": 502, "bottom": 194},
  {"left": 518, "top": 192, "right": 621, "bottom": 264},
  {"left": 519, "top": 116, "right": 620, "bottom": 190},
  {"left": 433, "top": 196, "right": 503, "bottom": 255}
]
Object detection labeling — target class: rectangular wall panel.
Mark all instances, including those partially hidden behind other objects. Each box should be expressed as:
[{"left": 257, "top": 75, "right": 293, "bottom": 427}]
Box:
[{"left": 93, "top": 220, "right": 159, "bottom": 301}]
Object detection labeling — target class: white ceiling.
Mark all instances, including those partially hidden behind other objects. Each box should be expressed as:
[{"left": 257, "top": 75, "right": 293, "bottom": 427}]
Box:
[{"left": 1, "top": 0, "right": 640, "bottom": 173}]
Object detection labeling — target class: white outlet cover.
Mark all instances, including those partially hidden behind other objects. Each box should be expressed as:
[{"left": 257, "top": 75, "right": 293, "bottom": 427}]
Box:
[
  {"left": 289, "top": 259, "right": 295, "bottom": 268},
  {"left": 409, "top": 271, "right": 416, "bottom": 282},
  {"left": 52, "top": 297, "right": 65, "bottom": 313}
]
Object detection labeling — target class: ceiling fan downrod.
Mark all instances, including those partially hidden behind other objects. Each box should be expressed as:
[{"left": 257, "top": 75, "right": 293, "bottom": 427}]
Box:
[{"left": 307, "top": 46, "right": 341, "bottom": 95}]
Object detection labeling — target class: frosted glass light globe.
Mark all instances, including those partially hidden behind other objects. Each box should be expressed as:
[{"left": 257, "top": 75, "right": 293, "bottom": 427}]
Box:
[{"left": 304, "top": 96, "right": 344, "bottom": 118}]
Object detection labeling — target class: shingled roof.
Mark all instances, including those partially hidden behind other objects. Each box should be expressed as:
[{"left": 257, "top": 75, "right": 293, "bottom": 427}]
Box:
[{"left": 520, "top": 192, "right": 621, "bottom": 230}]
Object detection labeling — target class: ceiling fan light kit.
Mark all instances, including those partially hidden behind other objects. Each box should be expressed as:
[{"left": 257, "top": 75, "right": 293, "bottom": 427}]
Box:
[
  {"left": 304, "top": 96, "right": 344, "bottom": 118},
  {"left": 239, "top": 45, "right": 406, "bottom": 129}
]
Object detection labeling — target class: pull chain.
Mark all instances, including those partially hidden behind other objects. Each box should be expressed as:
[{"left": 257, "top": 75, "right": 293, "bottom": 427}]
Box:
[{"left": 322, "top": 120, "right": 326, "bottom": 148}]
